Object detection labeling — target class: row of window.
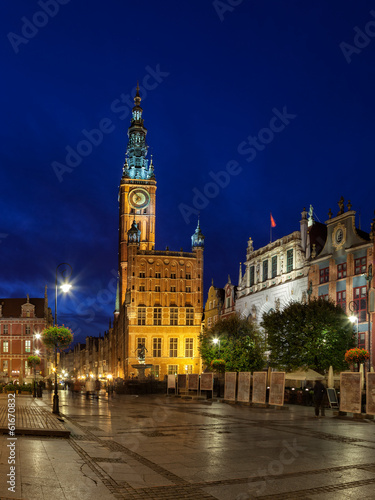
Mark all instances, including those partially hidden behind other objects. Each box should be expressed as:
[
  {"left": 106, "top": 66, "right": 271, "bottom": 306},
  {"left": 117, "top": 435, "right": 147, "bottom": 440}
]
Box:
[
  {"left": 136, "top": 337, "right": 194, "bottom": 358},
  {"left": 139, "top": 272, "right": 192, "bottom": 279},
  {"left": 1, "top": 325, "right": 34, "bottom": 335},
  {"left": 138, "top": 285, "right": 194, "bottom": 292},
  {"left": 2, "top": 360, "right": 32, "bottom": 373},
  {"left": 249, "top": 250, "right": 294, "bottom": 286},
  {"left": 320, "top": 257, "right": 368, "bottom": 284},
  {"left": 138, "top": 307, "right": 194, "bottom": 326},
  {"left": 1, "top": 340, "right": 35, "bottom": 353},
  {"left": 138, "top": 365, "right": 193, "bottom": 377}
]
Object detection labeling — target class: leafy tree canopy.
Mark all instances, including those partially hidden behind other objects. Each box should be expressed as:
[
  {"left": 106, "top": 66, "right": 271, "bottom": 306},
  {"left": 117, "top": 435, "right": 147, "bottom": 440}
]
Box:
[
  {"left": 261, "top": 298, "right": 355, "bottom": 373},
  {"left": 27, "top": 355, "right": 41, "bottom": 367},
  {"left": 199, "top": 315, "right": 265, "bottom": 372},
  {"left": 42, "top": 325, "right": 73, "bottom": 351}
]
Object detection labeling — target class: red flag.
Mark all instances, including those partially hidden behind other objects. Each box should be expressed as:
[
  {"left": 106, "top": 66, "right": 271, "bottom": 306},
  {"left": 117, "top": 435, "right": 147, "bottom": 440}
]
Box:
[{"left": 270, "top": 213, "right": 276, "bottom": 228}]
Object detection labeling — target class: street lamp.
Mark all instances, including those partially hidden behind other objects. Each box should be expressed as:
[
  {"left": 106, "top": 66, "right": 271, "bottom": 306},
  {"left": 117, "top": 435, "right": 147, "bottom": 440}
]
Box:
[
  {"left": 53, "top": 262, "right": 73, "bottom": 414},
  {"left": 213, "top": 337, "right": 221, "bottom": 356},
  {"left": 349, "top": 301, "right": 359, "bottom": 346}
]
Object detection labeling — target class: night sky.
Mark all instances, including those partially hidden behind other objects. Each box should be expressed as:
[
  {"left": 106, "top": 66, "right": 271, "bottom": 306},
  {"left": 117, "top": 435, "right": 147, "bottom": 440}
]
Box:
[{"left": 1, "top": 1, "right": 375, "bottom": 343}]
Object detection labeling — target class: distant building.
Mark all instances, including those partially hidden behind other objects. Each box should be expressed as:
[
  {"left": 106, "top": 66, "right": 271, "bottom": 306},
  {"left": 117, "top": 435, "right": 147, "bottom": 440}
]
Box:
[
  {"left": 308, "top": 198, "right": 375, "bottom": 365},
  {"left": 0, "top": 288, "right": 52, "bottom": 382},
  {"left": 221, "top": 276, "right": 237, "bottom": 320},
  {"left": 204, "top": 280, "right": 224, "bottom": 330},
  {"left": 112, "top": 86, "right": 205, "bottom": 379},
  {"left": 236, "top": 208, "right": 325, "bottom": 324}
]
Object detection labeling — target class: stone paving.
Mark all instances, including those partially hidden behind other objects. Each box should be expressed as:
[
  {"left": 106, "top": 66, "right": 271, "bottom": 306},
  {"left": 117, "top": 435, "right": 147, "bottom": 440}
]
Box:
[
  {"left": 1, "top": 391, "right": 375, "bottom": 499},
  {"left": 0, "top": 395, "right": 69, "bottom": 437}
]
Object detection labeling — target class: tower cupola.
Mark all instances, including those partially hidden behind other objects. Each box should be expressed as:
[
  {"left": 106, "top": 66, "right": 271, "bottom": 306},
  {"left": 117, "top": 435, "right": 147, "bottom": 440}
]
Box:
[{"left": 191, "top": 220, "right": 205, "bottom": 249}]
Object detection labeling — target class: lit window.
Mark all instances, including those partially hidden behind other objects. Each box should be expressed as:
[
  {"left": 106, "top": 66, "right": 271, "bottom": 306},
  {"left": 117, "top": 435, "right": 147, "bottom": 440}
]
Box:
[
  {"left": 186, "top": 308, "right": 194, "bottom": 326},
  {"left": 153, "top": 338, "right": 162, "bottom": 357},
  {"left": 137, "top": 307, "right": 146, "bottom": 325},
  {"left": 151, "top": 365, "right": 159, "bottom": 378},
  {"left": 185, "top": 338, "right": 193, "bottom": 357},
  {"left": 170, "top": 308, "right": 178, "bottom": 326},
  {"left": 168, "top": 365, "right": 178, "bottom": 375},
  {"left": 25, "top": 340, "right": 31, "bottom": 352},
  {"left": 3, "top": 341, "right": 9, "bottom": 353},
  {"left": 153, "top": 307, "right": 162, "bottom": 325},
  {"left": 169, "top": 338, "right": 178, "bottom": 357}
]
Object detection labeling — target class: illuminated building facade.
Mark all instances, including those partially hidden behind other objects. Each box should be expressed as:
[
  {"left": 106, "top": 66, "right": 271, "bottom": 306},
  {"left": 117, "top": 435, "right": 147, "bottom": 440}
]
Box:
[
  {"left": 113, "top": 86, "right": 205, "bottom": 379},
  {"left": 308, "top": 198, "right": 375, "bottom": 365},
  {"left": 204, "top": 281, "right": 224, "bottom": 330},
  {"left": 236, "top": 208, "right": 325, "bottom": 323},
  {"left": 0, "top": 289, "right": 52, "bottom": 382}
]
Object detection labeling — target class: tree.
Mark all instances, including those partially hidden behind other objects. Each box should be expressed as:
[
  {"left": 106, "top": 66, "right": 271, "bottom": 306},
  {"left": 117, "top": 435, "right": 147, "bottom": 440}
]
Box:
[
  {"left": 199, "top": 315, "right": 265, "bottom": 372},
  {"left": 261, "top": 298, "right": 355, "bottom": 373},
  {"left": 42, "top": 325, "right": 73, "bottom": 414}
]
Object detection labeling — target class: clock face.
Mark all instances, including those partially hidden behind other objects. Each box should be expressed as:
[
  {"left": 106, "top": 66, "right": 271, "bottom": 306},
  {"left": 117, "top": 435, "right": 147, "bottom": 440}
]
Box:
[
  {"left": 129, "top": 188, "right": 150, "bottom": 209},
  {"left": 336, "top": 229, "right": 343, "bottom": 244},
  {"left": 332, "top": 224, "right": 346, "bottom": 250}
]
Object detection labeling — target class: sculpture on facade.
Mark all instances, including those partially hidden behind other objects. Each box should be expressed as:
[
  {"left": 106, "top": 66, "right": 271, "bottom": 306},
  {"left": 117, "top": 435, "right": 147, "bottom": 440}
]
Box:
[{"left": 135, "top": 343, "right": 147, "bottom": 364}]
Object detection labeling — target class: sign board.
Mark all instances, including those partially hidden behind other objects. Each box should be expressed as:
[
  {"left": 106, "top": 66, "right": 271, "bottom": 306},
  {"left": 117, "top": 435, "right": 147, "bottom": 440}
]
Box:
[
  {"left": 237, "top": 372, "right": 251, "bottom": 402},
  {"left": 167, "top": 375, "right": 176, "bottom": 390},
  {"left": 269, "top": 372, "right": 285, "bottom": 406},
  {"left": 200, "top": 373, "right": 213, "bottom": 391},
  {"left": 224, "top": 372, "right": 237, "bottom": 401},
  {"left": 366, "top": 372, "right": 375, "bottom": 415},
  {"left": 326, "top": 388, "right": 339, "bottom": 409},
  {"left": 340, "top": 372, "right": 361, "bottom": 413},
  {"left": 252, "top": 371, "right": 267, "bottom": 404},
  {"left": 188, "top": 373, "right": 199, "bottom": 390},
  {"left": 177, "top": 374, "right": 187, "bottom": 391}
]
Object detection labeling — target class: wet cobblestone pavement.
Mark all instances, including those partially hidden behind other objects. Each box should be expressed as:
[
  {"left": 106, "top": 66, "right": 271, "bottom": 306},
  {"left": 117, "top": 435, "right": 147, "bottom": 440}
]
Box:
[{"left": 1, "top": 392, "right": 375, "bottom": 499}]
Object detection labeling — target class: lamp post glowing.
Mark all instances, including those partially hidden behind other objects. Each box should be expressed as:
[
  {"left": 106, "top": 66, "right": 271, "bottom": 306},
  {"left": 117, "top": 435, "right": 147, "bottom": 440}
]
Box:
[
  {"left": 53, "top": 263, "right": 73, "bottom": 414},
  {"left": 213, "top": 337, "right": 220, "bottom": 356}
]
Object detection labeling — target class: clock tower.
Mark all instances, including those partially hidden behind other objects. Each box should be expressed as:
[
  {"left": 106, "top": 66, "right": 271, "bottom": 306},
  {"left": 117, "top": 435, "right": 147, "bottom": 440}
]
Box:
[
  {"left": 119, "top": 83, "right": 156, "bottom": 304},
  {"left": 114, "top": 86, "right": 204, "bottom": 381}
]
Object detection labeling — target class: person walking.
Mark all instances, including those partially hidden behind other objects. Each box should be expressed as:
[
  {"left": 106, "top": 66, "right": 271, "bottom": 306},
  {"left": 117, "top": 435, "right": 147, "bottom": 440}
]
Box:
[{"left": 313, "top": 379, "right": 326, "bottom": 417}]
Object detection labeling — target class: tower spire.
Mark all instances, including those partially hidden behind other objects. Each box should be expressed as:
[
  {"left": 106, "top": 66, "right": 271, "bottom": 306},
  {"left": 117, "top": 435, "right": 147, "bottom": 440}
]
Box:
[{"left": 122, "top": 83, "right": 155, "bottom": 180}]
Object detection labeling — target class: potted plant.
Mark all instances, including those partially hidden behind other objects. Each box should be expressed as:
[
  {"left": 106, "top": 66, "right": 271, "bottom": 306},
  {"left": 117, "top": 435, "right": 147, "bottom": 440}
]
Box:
[
  {"left": 4, "top": 383, "right": 17, "bottom": 394},
  {"left": 345, "top": 348, "right": 370, "bottom": 370}
]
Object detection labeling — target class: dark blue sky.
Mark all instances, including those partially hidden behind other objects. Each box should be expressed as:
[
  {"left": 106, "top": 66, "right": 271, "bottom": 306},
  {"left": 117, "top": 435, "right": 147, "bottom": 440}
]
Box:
[{"left": 1, "top": 1, "right": 374, "bottom": 343}]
